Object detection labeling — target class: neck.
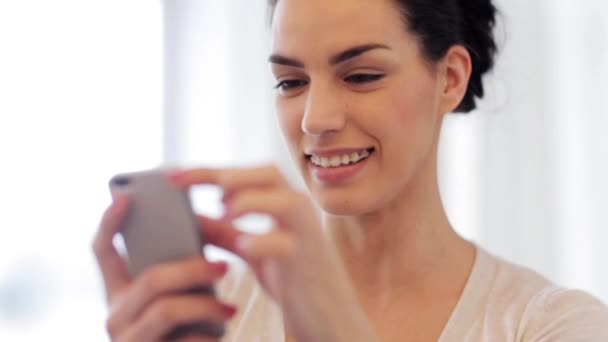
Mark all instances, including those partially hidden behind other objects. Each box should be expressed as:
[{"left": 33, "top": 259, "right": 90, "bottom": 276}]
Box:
[{"left": 325, "top": 149, "right": 474, "bottom": 304}]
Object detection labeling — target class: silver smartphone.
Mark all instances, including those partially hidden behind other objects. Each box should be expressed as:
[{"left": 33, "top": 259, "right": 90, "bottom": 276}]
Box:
[{"left": 109, "top": 169, "right": 225, "bottom": 339}]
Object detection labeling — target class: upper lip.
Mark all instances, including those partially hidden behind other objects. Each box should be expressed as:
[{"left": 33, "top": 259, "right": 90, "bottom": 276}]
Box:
[{"left": 304, "top": 147, "right": 374, "bottom": 157}]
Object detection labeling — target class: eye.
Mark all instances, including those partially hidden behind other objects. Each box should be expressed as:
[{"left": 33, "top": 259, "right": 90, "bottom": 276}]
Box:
[
  {"left": 274, "top": 79, "right": 308, "bottom": 92},
  {"left": 344, "top": 73, "right": 385, "bottom": 84}
]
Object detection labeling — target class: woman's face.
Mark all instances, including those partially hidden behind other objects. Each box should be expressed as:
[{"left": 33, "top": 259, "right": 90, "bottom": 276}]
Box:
[{"left": 270, "top": 0, "right": 448, "bottom": 216}]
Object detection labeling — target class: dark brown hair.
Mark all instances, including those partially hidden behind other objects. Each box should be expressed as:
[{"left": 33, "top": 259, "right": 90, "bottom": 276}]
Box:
[{"left": 268, "top": 0, "right": 498, "bottom": 113}]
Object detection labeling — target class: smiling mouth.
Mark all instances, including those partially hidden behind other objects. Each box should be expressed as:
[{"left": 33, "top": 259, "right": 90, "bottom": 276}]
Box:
[{"left": 305, "top": 148, "right": 375, "bottom": 168}]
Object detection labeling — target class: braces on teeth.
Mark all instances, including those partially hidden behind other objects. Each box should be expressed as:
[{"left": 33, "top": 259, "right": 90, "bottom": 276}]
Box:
[{"left": 310, "top": 149, "right": 372, "bottom": 168}]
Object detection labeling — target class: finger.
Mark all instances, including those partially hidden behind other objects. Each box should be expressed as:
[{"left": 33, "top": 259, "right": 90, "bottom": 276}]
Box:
[
  {"left": 167, "top": 167, "right": 223, "bottom": 189},
  {"left": 169, "top": 164, "right": 287, "bottom": 191},
  {"left": 197, "top": 215, "right": 248, "bottom": 256},
  {"left": 106, "top": 257, "right": 228, "bottom": 337},
  {"left": 92, "top": 194, "right": 131, "bottom": 299},
  {"left": 222, "top": 189, "right": 309, "bottom": 228},
  {"left": 118, "top": 296, "right": 236, "bottom": 342},
  {"left": 217, "top": 165, "right": 288, "bottom": 194},
  {"left": 235, "top": 230, "right": 295, "bottom": 260}
]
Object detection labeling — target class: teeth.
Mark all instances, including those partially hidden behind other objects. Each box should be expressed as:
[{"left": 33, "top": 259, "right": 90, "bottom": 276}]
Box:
[
  {"left": 309, "top": 149, "right": 372, "bottom": 168},
  {"left": 330, "top": 156, "right": 341, "bottom": 167}
]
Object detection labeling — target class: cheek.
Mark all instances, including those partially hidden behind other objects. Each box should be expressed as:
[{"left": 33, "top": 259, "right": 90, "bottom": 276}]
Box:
[
  {"left": 376, "top": 77, "right": 441, "bottom": 174},
  {"left": 381, "top": 86, "right": 436, "bottom": 143},
  {"left": 393, "top": 72, "right": 439, "bottom": 123},
  {"left": 275, "top": 98, "right": 304, "bottom": 153}
]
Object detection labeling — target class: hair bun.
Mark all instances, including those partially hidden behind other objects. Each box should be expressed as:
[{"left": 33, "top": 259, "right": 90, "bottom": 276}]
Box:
[{"left": 455, "top": 0, "right": 497, "bottom": 112}]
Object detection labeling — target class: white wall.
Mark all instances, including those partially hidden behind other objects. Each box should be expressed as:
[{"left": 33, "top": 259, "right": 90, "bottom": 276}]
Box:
[
  {"left": 0, "top": 1, "right": 163, "bottom": 340},
  {"left": 439, "top": 0, "right": 608, "bottom": 301}
]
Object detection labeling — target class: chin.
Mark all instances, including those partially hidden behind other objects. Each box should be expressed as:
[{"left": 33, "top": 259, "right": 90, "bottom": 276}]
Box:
[
  {"left": 298, "top": 167, "right": 383, "bottom": 217},
  {"left": 310, "top": 186, "right": 378, "bottom": 217}
]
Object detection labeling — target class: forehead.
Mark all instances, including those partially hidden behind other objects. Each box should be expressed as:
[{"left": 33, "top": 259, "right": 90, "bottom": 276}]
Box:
[{"left": 271, "top": 0, "right": 407, "bottom": 56}]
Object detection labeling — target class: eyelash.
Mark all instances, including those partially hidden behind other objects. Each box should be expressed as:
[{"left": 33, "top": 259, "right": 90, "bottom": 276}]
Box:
[
  {"left": 344, "top": 73, "right": 385, "bottom": 83},
  {"left": 274, "top": 73, "right": 385, "bottom": 91},
  {"left": 274, "top": 79, "right": 308, "bottom": 90}
]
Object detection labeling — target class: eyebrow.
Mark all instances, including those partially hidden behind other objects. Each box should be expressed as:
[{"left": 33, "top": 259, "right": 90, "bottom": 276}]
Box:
[{"left": 269, "top": 43, "right": 391, "bottom": 68}]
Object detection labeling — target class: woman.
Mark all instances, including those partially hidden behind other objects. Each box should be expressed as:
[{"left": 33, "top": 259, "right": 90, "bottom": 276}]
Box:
[{"left": 93, "top": 0, "right": 608, "bottom": 341}]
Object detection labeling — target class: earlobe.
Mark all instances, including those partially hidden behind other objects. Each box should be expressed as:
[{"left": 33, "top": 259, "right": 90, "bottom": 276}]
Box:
[{"left": 439, "top": 45, "right": 472, "bottom": 114}]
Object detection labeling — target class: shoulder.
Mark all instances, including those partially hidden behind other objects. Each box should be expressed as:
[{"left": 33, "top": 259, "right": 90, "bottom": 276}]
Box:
[
  {"left": 476, "top": 248, "right": 608, "bottom": 341},
  {"left": 521, "top": 286, "right": 608, "bottom": 341}
]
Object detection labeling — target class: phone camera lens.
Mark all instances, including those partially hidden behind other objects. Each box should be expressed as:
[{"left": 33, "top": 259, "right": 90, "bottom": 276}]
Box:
[{"left": 113, "top": 177, "right": 131, "bottom": 187}]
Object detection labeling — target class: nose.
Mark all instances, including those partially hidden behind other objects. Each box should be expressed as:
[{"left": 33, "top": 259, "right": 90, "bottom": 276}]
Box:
[{"left": 301, "top": 82, "right": 346, "bottom": 136}]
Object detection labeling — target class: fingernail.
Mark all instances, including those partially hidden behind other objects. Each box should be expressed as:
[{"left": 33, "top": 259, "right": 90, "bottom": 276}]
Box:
[
  {"left": 208, "top": 261, "right": 228, "bottom": 275},
  {"left": 222, "top": 304, "right": 238, "bottom": 318},
  {"left": 166, "top": 170, "right": 183, "bottom": 183}
]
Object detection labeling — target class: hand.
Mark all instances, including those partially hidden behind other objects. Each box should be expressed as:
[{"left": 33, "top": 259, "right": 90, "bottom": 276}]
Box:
[
  {"left": 92, "top": 194, "right": 242, "bottom": 342},
  {"left": 170, "top": 164, "right": 378, "bottom": 342}
]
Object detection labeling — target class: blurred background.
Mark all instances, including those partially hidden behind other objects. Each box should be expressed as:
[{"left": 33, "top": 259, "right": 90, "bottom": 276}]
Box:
[{"left": 0, "top": 0, "right": 606, "bottom": 340}]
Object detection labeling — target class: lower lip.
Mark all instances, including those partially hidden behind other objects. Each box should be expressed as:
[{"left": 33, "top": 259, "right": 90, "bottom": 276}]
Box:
[{"left": 308, "top": 153, "right": 372, "bottom": 183}]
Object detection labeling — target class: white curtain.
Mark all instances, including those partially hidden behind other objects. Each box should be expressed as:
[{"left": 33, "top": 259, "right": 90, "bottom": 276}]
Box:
[{"left": 164, "top": 0, "right": 608, "bottom": 304}]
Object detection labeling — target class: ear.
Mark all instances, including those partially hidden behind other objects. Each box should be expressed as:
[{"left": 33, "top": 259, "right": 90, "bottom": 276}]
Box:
[{"left": 438, "top": 45, "right": 472, "bottom": 114}]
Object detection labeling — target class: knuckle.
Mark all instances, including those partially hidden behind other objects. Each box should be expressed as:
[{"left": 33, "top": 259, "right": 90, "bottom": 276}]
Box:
[
  {"left": 91, "top": 232, "right": 106, "bottom": 254},
  {"left": 91, "top": 238, "right": 109, "bottom": 260},
  {"left": 274, "top": 196, "right": 291, "bottom": 216},
  {"left": 99, "top": 206, "right": 115, "bottom": 227},
  {"left": 261, "top": 164, "right": 281, "bottom": 180},
  {"left": 91, "top": 237, "right": 102, "bottom": 256},
  {"left": 105, "top": 314, "right": 121, "bottom": 338},
  {"left": 104, "top": 294, "right": 128, "bottom": 337},
  {"left": 183, "top": 262, "right": 208, "bottom": 285},
  {"left": 148, "top": 299, "right": 178, "bottom": 327},
  {"left": 92, "top": 212, "right": 116, "bottom": 257},
  {"left": 286, "top": 192, "right": 303, "bottom": 210},
  {"left": 295, "top": 191, "right": 313, "bottom": 209},
  {"left": 193, "top": 266, "right": 214, "bottom": 284},
  {"left": 270, "top": 165, "right": 283, "bottom": 180},
  {"left": 277, "top": 191, "right": 311, "bottom": 221},
  {"left": 136, "top": 269, "right": 163, "bottom": 295},
  {"left": 293, "top": 190, "right": 307, "bottom": 202}
]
